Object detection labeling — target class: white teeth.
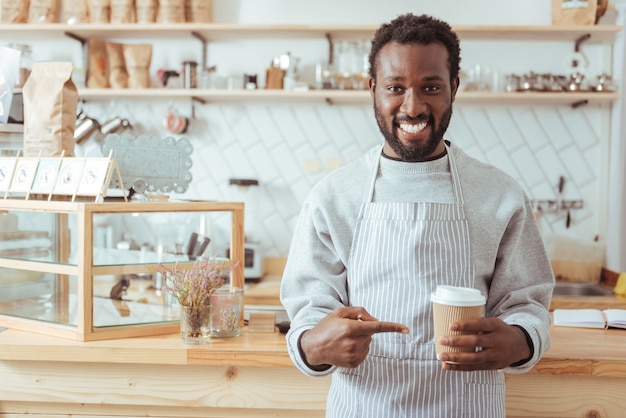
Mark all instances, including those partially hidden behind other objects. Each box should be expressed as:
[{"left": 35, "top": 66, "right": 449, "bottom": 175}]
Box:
[{"left": 399, "top": 122, "right": 427, "bottom": 134}]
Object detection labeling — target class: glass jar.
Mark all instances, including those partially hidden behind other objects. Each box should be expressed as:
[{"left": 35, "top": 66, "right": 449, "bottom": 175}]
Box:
[
  {"left": 180, "top": 305, "right": 212, "bottom": 344},
  {"left": 209, "top": 287, "right": 244, "bottom": 338}
]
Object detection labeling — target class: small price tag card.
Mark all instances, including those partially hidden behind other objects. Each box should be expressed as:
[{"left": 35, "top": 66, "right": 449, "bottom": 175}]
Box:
[
  {"left": 76, "top": 158, "right": 110, "bottom": 197},
  {"left": 31, "top": 158, "right": 62, "bottom": 195},
  {"left": 0, "top": 157, "right": 17, "bottom": 194},
  {"left": 53, "top": 158, "right": 85, "bottom": 196},
  {"left": 9, "top": 157, "right": 38, "bottom": 193}
]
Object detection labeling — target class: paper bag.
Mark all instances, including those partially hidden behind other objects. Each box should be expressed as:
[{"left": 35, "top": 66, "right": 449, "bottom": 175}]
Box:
[
  {"left": 552, "top": 0, "right": 598, "bottom": 26},
  {"left": 23, "top": 62, "right": 78, "bottom": 157}
]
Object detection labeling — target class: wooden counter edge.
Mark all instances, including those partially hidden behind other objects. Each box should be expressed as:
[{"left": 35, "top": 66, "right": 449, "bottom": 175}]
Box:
[
  {"left": 0, "top": 327, "right": 293, "bottom": 367},
  {"left": 527, "top": 358, "right": 626, "bottom": 377},
  {"left": 2, "top": 321, "right": 626, "bottom": 377}
]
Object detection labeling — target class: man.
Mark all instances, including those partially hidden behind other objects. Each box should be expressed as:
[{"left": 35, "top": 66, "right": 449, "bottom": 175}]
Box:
[{"left": 280, "top": 13, "right": 554, "bottom": 418}]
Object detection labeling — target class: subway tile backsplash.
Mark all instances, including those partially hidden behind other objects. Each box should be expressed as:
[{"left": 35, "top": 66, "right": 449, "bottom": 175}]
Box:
[{"left": 79, "top": 100, "right": 608, "bottom": 259}]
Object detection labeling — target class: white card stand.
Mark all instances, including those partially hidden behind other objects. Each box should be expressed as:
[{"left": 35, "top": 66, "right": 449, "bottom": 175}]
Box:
[
  {"left": 31, "top": 156, "right": 63, "bottom": 198},
  {"left": 0, "top": 151, "right": 19, "bottom": 199},
  {"left": 74, "top": 151, "right": 127, "bottom": 202},
  {"left": 7, "top": 151, "right": 39, "bottom": 200},
  {"left": 53, "top": 155, "right": 86, "bottom": 200},
  {"left": 0, "top": 150, "right": 127, "bottom": 202}
]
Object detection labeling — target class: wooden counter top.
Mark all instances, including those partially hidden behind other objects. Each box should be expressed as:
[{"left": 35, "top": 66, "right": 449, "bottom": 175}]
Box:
[
  {"left": 1, "top": 322, "right": 625, "bottom": 417},
  {"left": 1, "top": 323, "right": 625, "bottom": 376},
  {"left": 550, "top": 294, "right": 626, "bottom": 310},
  {"left": 0, "top": 326, "right": 293, "bottom": 367},
  {"left": 3, "top": 256, "right": 625, "bottom": 417},
  {"left": 532, "top": 326, "right": 626, "bottom": 377},
  {"left": 244, "top": 274, "right": 282, "bottom": 306}
]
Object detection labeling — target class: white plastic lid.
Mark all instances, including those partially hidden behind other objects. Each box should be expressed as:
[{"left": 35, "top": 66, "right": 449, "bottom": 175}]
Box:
[{"left": 430, "top": 285, "right": 486, "bottom": 307}]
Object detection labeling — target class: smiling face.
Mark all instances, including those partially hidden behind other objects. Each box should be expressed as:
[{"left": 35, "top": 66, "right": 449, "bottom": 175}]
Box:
[{"left": 370, "top": 41, "right": 459, "bottom": 162}]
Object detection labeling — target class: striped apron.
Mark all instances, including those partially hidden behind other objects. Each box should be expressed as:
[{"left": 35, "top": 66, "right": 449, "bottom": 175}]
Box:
[{"left": 326, "top": 144, "right": 505, "bottom": 418}]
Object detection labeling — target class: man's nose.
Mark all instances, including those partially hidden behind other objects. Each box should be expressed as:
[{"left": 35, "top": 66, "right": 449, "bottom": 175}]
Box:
[{"left": 400, "top": 90, "right": 426, "bottom": 118}]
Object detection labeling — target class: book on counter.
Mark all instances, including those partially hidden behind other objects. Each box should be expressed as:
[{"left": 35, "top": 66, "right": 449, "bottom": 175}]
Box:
[{"left": 553, "top": 309, "right": 626, "bottom": 330}]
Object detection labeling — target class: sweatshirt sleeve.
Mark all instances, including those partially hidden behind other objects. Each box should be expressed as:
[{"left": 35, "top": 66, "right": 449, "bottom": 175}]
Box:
[
  {"left": 487, "top": 196, "right": 554, "bottom": 373},
  {"left": 286, "top": 325, "right": 337, "bottom": 377},
  {"left": 280, "top": 192, "right": 354, "bottom": 376},
  {"left": 452, "top": 145, "right": 554, "bottom": 373},
  {"left": 280, "top": 154, "right": 371, "bottom": 376},
  {"left": 280, "top": 199, "right": 345, "bottom": 376}
]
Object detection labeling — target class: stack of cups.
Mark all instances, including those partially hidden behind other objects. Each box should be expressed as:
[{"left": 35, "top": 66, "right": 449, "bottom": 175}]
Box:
[{"left": 430, "top": 285, "right": 486, "bottom": 359}]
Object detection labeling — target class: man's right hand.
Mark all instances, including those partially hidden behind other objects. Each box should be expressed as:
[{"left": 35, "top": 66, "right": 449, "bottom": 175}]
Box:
[{"left": 300, "top": 306, "right": 409, "bottom": 369}]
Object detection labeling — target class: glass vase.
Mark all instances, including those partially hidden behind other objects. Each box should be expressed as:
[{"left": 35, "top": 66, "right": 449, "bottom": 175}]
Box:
[
  {"left": 209, "top": 287, "right": 244, "bottom": 338},
  {"left": 179, "top": 305, "right": 211, "bottom": 344}
]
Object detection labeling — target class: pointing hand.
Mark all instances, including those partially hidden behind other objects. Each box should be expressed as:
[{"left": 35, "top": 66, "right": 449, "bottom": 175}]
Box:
[{"left": 300, "top": 307, "right": 409, "bottom": 369}]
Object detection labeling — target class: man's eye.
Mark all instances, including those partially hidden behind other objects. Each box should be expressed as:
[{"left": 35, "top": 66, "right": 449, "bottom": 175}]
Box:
[
  {"left": 387, "top": 85, "right": 404, "bottom": 93},
  {"left": 425, "top": 85, "right": 440, "bottom": 92}
]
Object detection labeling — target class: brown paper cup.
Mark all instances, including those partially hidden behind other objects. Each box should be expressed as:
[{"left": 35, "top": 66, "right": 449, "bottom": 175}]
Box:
[
  {"left": 431, "top": 285, "right": 486, "bottom": 359},
  {"left": 432, "top": 302, "right": 484, "bottom": 358}
]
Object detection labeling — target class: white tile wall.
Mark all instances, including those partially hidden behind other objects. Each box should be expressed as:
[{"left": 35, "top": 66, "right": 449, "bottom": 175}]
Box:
[
  {"left": 78, "top": 98, "right": 610, "bottom": 259},
  {"left": 64, "top": 0, "right": 613, "bottom": 259}
]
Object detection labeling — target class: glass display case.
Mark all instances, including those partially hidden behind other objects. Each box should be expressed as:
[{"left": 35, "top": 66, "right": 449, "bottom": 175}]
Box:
[{"left": 0, "top": 199, "right": 244, "bottom": 341}]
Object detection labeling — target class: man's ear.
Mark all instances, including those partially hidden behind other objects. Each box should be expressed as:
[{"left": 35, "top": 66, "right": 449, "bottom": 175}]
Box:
[
  {"left": 369, "top": 77, "right": 376, "bottom": 98},
  {"left": 451, "top": 76, "right": 460, "bottom": 103}
]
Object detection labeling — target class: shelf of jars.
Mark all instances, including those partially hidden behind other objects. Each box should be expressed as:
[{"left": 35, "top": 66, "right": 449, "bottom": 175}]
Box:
[
  {"left": 0, "top": 23, "right": 622, "bottom": 42},
  {"left": 6, "top": 23, "right": 621, "bottom": 107},
  {"left": 77, "top": 88, "right": 621, "bottom": 106}
]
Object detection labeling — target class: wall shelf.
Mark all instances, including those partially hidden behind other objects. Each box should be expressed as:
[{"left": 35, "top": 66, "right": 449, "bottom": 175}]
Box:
[
  {"left": 77, "top": 88, "right": 621, "bottom": 106},
  {"left": 0, "top": 23, "right": 622, "bottom": 42},
  {"left": 5, "top": 23, "right": 622, "bottom": 108}
]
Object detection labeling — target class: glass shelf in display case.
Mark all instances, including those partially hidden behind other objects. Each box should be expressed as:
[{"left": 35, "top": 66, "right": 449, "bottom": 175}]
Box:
[{"left": 0, "top": 199, "right": 244, "bottom": 341}]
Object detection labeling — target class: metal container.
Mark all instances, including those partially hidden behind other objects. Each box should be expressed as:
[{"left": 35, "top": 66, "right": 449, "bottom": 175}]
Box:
[
  {"left": 74, "top": 114, "right": 100, "bottom": 144},
  {"left": 182, "top": 61, "right": 198, "bottom": 89},
  {"left": 100, "top": 117, "right": 131, "bottom": 135}
]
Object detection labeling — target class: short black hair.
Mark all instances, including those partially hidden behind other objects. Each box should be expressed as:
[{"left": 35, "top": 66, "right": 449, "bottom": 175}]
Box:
[{"left": 368, "top": 13, "right": 461, "bottom": 85}]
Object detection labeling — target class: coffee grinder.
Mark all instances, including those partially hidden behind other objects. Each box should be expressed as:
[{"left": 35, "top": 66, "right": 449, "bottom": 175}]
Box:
[{"left": 228, "top": 178, "right": 263, "bottom": 282}]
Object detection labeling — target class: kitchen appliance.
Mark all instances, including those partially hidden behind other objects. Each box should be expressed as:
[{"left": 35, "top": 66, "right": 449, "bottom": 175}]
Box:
[{"left": 228, "top": 178, "right": 263, "bottom": 282}]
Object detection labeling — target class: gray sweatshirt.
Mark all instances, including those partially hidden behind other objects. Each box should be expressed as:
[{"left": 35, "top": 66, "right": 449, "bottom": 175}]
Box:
[{"left": 280, "top": 142, "right": 554, "bottom": 376}]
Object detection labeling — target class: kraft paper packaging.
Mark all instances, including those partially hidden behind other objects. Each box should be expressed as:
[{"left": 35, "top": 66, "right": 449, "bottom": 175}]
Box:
[
  {"left": 23, "top": 61, "right": 78, "bottom": 157},
  {"left": 552, "top": 0, "right": 598, "bottom": 26}
]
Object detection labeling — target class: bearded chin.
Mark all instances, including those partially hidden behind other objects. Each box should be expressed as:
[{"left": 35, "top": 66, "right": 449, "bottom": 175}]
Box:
[{"left": 374, "top": 101, "right": 453, "bottom": 162}]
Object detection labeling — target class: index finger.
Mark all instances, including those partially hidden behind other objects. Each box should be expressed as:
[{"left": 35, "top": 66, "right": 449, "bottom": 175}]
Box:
[{"left": 359, "top": 320, "right": 409, "bottom": 335}]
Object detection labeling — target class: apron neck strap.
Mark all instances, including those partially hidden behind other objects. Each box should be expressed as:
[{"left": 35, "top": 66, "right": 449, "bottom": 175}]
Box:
[{"left": 367, "top": 142, "right": 465, "bottom": 204}]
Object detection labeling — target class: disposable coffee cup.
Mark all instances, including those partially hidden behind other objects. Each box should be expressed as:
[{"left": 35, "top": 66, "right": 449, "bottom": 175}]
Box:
[{"left": 431, "top": 285, "right": 486, "bottom": 359}]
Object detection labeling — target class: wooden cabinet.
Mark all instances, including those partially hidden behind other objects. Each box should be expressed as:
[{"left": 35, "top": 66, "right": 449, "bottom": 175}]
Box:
[
  {"left": 0, "top": 199, "right": 244, "bottom": 341},
  {"left": 0, "top": 23, "right": 621, "bottom": 105}
]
